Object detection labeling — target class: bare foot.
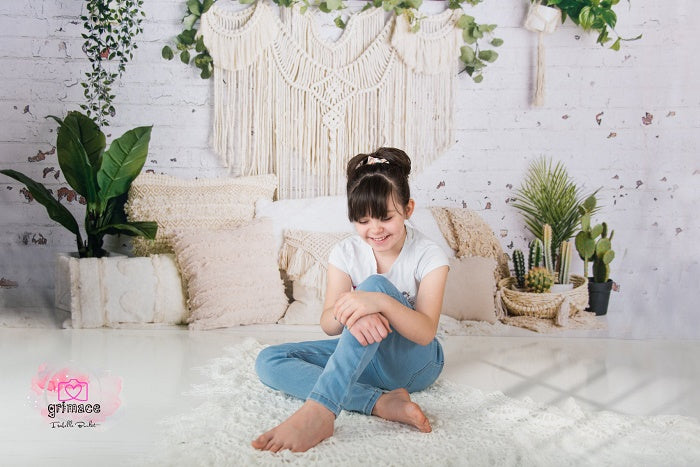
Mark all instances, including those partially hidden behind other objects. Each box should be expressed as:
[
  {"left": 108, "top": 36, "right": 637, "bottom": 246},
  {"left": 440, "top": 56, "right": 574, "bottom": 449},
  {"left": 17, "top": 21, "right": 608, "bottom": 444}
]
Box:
[
  {"left": 251, "top": 400, "right": 335, "bottom": 452},
  {"left": 372, "top": 388, "right": 432, "bottom": 432}
]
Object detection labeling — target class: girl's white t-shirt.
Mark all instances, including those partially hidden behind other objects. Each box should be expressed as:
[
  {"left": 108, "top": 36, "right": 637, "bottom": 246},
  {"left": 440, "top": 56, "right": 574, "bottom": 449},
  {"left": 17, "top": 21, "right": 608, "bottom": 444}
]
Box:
[{"left": 327, "top": 226, "right": 449, "bottom": 307}]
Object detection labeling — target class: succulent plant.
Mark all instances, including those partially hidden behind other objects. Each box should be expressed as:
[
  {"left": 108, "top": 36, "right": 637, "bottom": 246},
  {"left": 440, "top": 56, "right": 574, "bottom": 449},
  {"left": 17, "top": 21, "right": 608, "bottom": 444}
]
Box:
[
  {"left": 528, "top": 237, "right": 543, "bottom": 270},
  {"left": 525, "top": 267, "right": 553, "bottom": 293},
  {"left": 558, "top": 240, "right": 572, "bottom": 284},
  {"left": 513, "top": 249, "right": 526, "bottom": 288},
  {"left": 575, "top": 195, "right": 615, "bottom": 283},
  {"left": 543, "top": 223, "right": 554, "bottom": 274}
]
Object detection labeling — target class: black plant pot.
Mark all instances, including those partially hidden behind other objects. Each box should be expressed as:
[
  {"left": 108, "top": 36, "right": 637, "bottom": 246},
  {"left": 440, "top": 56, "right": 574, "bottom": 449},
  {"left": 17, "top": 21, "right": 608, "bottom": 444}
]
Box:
[{"left": 587, "top": 278, "right": 613, "bottom": 316}]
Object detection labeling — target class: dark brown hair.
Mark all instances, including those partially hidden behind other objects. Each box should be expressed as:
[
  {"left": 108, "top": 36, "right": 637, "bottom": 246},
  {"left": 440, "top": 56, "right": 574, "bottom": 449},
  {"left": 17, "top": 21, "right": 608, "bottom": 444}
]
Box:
[{"left": 346, "top": 147, "right": 412, "bottom": 222}]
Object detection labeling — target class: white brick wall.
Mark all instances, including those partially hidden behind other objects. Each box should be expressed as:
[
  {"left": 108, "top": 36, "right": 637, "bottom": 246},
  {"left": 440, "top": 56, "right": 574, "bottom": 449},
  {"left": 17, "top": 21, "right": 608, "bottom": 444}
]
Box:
[{"left": 1, "top": 1, "right": 698, "bottom": 337}]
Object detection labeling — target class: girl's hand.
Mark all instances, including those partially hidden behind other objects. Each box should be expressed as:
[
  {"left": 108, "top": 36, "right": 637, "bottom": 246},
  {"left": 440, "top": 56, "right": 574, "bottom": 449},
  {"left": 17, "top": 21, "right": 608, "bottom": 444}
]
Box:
[
  {"left": 347, "top": 313, "right": 392, "bottom": 346},
  {"left": 334, "top": 291, "right": 383, "bottom": 329}
]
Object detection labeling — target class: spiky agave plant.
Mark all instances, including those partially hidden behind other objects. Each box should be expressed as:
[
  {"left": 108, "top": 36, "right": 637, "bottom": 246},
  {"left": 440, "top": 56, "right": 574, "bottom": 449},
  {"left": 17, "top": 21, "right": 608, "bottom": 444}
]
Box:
[{"left": 512, "top": 156, "right": 597, "bottom": 263}]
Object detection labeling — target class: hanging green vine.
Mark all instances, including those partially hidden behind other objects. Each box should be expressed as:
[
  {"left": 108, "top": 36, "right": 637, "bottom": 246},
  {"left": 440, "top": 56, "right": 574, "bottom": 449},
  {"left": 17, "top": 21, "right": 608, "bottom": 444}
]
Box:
[
  {"left": 162, "top": 0, "right": 502, "bottom": 83},
  {"left": 81, "top": 0, "right": 146, "bottom": 126}
]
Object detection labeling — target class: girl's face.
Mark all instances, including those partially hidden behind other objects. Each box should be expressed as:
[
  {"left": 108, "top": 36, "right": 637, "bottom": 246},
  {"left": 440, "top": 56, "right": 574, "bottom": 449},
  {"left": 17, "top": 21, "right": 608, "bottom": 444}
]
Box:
[{"left": 353, "top": 196, "right": 415, "bottom": 254}]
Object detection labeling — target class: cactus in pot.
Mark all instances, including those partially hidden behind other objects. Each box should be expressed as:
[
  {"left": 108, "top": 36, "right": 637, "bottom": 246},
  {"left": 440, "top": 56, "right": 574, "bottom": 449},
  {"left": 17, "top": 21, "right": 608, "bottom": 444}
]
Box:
[
  {"left": 528, "top": 238, "right": 543, "bottom": 270},
  {"left": 542, "top": 223, "right": 554, "bottom": 274},
  {"left": 558, "top": 240, "right": 572, "bottom": 284},
  {"left": 525, "top": 267, "right": 553, "bottom": 293},
  {"left": 513, "top": 249, "right": 526, "bottom": 288}
]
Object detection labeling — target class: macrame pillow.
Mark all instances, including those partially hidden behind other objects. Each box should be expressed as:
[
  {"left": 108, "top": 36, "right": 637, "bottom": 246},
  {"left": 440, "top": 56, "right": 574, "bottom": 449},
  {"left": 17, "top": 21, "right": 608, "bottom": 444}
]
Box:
[
  {"left": 279, "top": 230, "right": 353, "bottom": 301},
  {"left": 277, "top": 282, "right": 324, "bottom": 325},
  {"left": 126, "top": 173, "right": 277, "bottom": 255},
  {"left": 430, "top": 207, "right": 510, "bottom": 282},
  {"left": 172, "top": 219, "right": 288, "bottom": 330},
  {"left": 442, "top": 256, "right": 498, "bottom": 323}
]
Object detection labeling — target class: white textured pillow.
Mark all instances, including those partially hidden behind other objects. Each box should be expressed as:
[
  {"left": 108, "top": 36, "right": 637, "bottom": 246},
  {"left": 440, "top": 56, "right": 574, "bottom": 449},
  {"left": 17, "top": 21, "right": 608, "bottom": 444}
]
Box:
[
  {"left": 278, "top": 282, "right": 324, "bottom": 325},
  {"left": 172, "top": 219, "right": 288, "bottom": 330},
  {"left": 278, "top": 230, "right": 353, "bottom": 301},
  {"left": 126, "top": 173, "right": 278, "bottom": 255}
]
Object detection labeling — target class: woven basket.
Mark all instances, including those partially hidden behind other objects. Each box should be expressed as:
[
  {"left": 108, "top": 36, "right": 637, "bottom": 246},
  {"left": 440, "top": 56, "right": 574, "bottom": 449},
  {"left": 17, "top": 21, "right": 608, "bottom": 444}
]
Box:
[{"left": 497, "top": 274, "right": 589, "bottom": 320}]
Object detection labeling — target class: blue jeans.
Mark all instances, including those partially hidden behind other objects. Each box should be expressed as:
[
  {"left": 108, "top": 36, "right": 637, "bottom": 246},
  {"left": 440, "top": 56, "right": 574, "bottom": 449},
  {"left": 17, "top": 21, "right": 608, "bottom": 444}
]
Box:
[{"left": 255, "top": 275, "right": 444, "bottom": 416}]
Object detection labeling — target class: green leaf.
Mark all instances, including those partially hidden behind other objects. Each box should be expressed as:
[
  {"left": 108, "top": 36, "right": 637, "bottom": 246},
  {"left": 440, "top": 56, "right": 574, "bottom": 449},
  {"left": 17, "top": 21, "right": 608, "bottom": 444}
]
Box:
[
  {"left": 490, "top": 37, "right": 504, "bottom": 47},
  {"left": 180, "top": 49, "right": 191, "bottom": 64},
  {"left": 473, "top": 74, "right": 483, "bottom": 83},
  {"left": 200, "top": 66, "right": 212, "bottom": 79},
  {"left": 0, "top": 169, "right": 81, "bottom": 236},
  {"left": 48, "top": 114, "right": 98, "bottom": 202},
  {"left": 610, "top": 37, "right": 621, "bottom": 51},
  {"left": 59, "top": 111, "right": 106, "bottom": 171},
  {"left": 578, "top": 6, "right": 595, "bottom": 30},
  {"left": 590, "top": 223, "right": 604, "bottom": 238},
  {"left": 456, "top": 14, "right": 474, "bottom": 29},
  {"left": 96, "top": 221, "right": 158, "bottom": 239},
  {"left": 187, "top": 0, "right": 202, "bottom": 15},
  {"left": 183, "top": 13, "right": 198, "bottom": 30},
  {"left": 459, "top": 45, "right": 475, "bottom": 64},
  {"left": 202, "top": 0, "right": 215, "bottom": 13},
  {"left": 334, "top": 15, "right": 346, "bottom": 29},
  {"left": 96, "top": 126, "right": 152, "bottom": 202},
  {"left": 195, "top": 36, "right": 206, "bottom": 53},
  {"left": 177, "top": 29, "right": 197, "bottom": 46},
  {"left": 478, "top": 50, "right": 498, "bottom": 63}
]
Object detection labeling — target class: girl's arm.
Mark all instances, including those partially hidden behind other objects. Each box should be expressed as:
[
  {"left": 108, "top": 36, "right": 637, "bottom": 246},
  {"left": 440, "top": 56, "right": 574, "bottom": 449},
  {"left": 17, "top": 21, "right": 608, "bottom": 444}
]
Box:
[
  {"left": 335, "top": 265, "right": 448, "bottom": 346},
  {"left": 320, "top": 264, "right": 355, "bottom": 335}
]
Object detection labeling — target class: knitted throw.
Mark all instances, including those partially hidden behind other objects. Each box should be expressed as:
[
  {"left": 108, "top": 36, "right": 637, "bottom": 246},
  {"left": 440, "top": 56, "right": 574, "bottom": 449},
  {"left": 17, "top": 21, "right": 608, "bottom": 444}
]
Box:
[{"left": 200, "top": 1, "right": 462, "bottom": 199}]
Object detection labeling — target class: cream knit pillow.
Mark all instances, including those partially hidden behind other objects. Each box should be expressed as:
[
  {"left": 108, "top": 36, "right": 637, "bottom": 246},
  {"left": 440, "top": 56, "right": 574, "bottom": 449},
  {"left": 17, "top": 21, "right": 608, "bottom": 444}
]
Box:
[
  {"left": 172, "top": 219, "right": 288, "bottom": 330},
  {"left": 126, "top": 173, "right": 277, "bottom": 255}
]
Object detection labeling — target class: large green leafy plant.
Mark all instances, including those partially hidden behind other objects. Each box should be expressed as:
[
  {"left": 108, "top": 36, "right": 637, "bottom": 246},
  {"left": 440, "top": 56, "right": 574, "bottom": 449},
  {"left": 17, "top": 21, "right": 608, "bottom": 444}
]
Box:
[
  {"left": 537, "top": 0, "right": 641, "bottom": 50},
  {"left": 512, "top": 157, "right": 597, "bottom": 263},
  {"left": 1, "top": 111, "right": 157, "bottom": 258}
]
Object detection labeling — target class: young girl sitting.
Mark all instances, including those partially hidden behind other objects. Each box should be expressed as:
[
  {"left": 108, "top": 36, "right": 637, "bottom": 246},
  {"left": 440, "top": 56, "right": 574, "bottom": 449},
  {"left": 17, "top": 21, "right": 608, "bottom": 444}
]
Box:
[{"left": 252, "top": 147, "right": 449, "bottom": 453}]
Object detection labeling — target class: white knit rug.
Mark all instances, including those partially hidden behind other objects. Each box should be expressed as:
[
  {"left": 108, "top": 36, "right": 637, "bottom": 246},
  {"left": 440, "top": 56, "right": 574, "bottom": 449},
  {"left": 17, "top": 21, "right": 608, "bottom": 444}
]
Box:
[{"left": 152, "top": 339, "right": 700, "bottom": 466}]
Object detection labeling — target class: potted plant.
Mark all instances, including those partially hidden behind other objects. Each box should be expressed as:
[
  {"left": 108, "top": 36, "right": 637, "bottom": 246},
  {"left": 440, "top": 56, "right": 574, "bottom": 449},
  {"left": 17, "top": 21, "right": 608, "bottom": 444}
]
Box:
[
  {"left": 512, "top": 224, "right": 573, "bottom": 293},
  {"left": 512, "top": 156, "right": 597, "bottom": 268},
  {"left": 534, "top": 0, "right": 641, "bottom": 50},
  {"left": 575, "top": 195, "right": 615, "bottom": 315},
  {"left": 1, "top": 110, "right": 157, "bottom": 257}
]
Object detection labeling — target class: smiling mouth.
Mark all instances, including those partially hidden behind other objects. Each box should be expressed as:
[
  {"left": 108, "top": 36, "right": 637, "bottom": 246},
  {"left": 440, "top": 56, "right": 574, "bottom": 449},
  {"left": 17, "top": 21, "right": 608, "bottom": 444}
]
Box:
[{"left": 370, "top": 235, "right": 390, "bottom": 243}]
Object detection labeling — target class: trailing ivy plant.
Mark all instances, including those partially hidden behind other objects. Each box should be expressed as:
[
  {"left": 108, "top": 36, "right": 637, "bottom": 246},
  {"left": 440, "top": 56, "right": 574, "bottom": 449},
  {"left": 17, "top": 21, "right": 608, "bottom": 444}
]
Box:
[
  {"left": 162, "top": 0, "right": 502, "bottom": 83},
  {"left": 81, "top": 0, "right": 146, "bottom": 126},
  {"left": 537, "top": 0, "right": 641, "bottom": 50}
]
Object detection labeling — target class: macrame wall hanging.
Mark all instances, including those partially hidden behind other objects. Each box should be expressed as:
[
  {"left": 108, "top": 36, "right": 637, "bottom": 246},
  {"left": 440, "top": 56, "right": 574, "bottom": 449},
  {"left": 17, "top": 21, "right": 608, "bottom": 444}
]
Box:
[
  {"left": 200, "top": 0, "right": 462, "bottom": 199},
  {"left": 524, "top": 1, "right": 561, "bottom": 107}
]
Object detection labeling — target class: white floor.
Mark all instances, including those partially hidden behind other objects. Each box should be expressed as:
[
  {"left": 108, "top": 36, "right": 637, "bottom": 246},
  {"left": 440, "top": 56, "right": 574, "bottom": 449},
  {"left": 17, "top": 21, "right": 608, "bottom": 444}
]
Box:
[{"left": 1, "top": 313, "right": 699, "bottom": 466}]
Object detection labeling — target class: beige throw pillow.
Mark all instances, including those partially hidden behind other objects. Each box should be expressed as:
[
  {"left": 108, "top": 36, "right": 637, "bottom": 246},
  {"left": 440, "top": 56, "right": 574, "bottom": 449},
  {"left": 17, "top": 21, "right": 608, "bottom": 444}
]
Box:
[
  {"left": 172, "top": 219, "right": 288, "bottom": 330},
  {"left": 126, "top": 173, "right": 277, "bottom": 255},
  {"left": 442, "top": 256, "right": 498, "bottom": 323}
]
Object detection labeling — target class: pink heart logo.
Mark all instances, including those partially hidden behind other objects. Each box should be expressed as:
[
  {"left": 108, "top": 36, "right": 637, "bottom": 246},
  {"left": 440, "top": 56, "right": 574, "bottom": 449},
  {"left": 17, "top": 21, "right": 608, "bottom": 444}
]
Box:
[{"left": 65, "top": 384, "right": 82, "bottom": 399}]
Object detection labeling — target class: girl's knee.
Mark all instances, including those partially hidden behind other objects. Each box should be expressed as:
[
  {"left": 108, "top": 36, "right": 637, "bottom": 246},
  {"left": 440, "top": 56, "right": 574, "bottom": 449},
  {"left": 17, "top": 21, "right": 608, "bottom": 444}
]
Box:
[
  {"left": 356, "top": 274, "right": 394, "bottom": 293},
  {"left": 255, "top": 345, "right": 282, "bottom": 383}
]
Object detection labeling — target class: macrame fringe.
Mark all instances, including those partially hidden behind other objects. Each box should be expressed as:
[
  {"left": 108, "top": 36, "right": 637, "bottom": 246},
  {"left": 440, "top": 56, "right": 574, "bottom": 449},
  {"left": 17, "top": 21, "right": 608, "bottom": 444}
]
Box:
[
  {"left": 555, "top": 296, "right": 570, "bottom": 327},
  {"left": 201, "top": 2, "right": 459, "bottom": 199},
  {"left": 200, "top": 1, "right": 277, "bottom": 71},
  {"left": 533, "top": 32, "right": 545, "bottom": 107},
  {"left": 278, "top": 242, "right": 328, "bottom": 300},
  {"left": 391, "top": 9, "right": 462, "bottom": 75},
  {"left": 495, "top": 289, "right": 506, "bottom": 320}
]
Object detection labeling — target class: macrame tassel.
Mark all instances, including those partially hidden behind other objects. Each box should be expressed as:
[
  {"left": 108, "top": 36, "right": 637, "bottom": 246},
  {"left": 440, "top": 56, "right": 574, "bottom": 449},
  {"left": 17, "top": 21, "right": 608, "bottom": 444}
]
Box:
[
  {"left": 555, "top": 296, "right": 570, "bottom": 327},
  {"left": 533, "top": 32, "right": 545, "bottom": 107},
  {"left": 391, "top": 9, "right": 461, "bottom": 75},
  {"left": 200, "top": 1, "right": 277, "bottom": 71},
  {"left": 495, "top": 289, "right": 506, "bottom": 319}
]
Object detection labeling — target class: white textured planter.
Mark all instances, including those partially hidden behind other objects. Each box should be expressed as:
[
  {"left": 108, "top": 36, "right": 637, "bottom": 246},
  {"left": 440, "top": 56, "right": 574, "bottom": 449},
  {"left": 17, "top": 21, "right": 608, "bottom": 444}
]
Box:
[{"left": 55, "top": 253, "right": 188, "bottom": 328}]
